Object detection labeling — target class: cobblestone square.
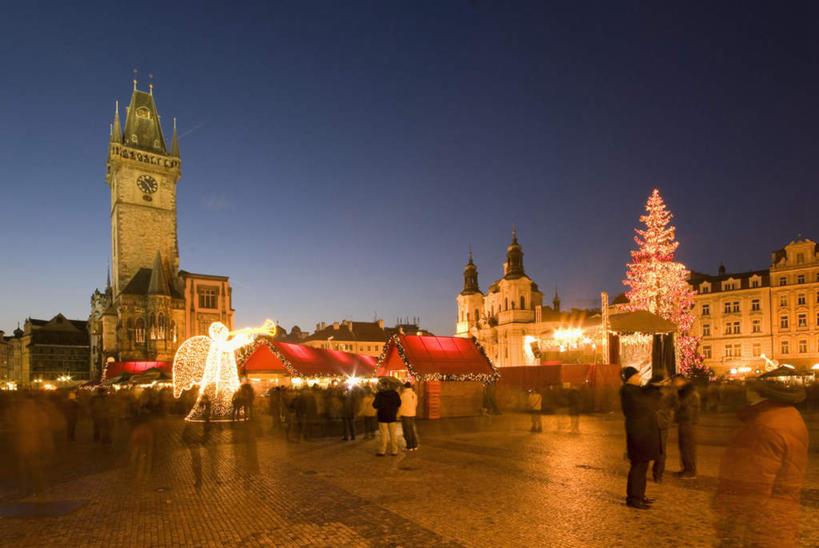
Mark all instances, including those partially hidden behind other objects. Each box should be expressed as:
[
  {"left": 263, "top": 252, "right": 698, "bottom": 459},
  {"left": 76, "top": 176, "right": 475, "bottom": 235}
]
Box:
[{"left": 0, "top": 413, "right": 817, "bottom": 547}]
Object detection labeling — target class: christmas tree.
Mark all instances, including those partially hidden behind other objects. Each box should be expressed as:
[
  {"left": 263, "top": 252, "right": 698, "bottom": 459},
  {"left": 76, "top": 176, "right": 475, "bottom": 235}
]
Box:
[{"left": 623, "top": 189, "right": 712, "bottom": 379}]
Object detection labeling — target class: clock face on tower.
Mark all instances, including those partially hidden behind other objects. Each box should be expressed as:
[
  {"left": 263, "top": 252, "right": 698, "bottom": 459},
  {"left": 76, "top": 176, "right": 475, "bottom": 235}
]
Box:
[{"left": 137, "top": 174, "right": 158, "bottom": 194}]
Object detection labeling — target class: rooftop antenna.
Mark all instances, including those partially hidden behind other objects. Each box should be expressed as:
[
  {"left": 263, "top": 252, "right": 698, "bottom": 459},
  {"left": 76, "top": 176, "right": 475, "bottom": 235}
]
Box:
[
  {"left": 148, "top": 73, "right": 154, "bottom": 95},
  {"left": 132, "top": 68, "right": 138, "bottom": 90}
]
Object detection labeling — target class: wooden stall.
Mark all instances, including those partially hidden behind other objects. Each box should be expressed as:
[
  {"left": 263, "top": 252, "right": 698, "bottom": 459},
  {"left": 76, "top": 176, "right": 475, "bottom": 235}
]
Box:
[{"left": 375, "top": 334, "right": 498, "bottom": 419}]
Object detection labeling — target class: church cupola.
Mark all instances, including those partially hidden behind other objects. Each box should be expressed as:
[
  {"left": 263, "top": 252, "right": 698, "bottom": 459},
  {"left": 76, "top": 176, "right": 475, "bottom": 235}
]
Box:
[
  {"left": 504, "top": 229, "right": 525, "bottom": 279},
  {"left": 461, "top": 249, "right": 480, "bottom": 295}
]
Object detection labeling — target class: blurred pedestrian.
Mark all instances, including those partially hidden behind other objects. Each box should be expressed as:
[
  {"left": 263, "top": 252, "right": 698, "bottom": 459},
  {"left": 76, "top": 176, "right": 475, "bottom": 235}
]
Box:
[
  {"left": 649, "top": 375, "right": 677, "bottom": 483},
  {"left": 620, "top": 367, "right": 660, "bottom": 510},
  {"left": 714, "top": 380, "right": 808, "bottom": 546},
  {"left": 62, "top": 391, "right": 80, "bottom": 442},
  {"left": 399, "top": 382, "right": 419, "bottom": 451},
  {"left": 341, "top": 386, "right": 358, "bottom": 441},
  {"left": 359, "top": 386, "right": 377, "bottom": 439},
  {"left": 90, "top": 387, "right": 112, "bottom": 445},
  {"left": 673, "top": 375, "right": 699, "bottom": 478},
  {"left": 373, "top": 380, "right": 401, "bottom": 456},
  {"left": 528, "top": 389, "right": 542, "bottom": 433},
  {"left": 567, "top": 387, "right": 581, "bottom": 433}
]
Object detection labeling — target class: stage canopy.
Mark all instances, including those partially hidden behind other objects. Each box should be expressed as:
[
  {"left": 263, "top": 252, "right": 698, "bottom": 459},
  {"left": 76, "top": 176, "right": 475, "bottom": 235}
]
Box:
[
  {"left": 376, "top": 334, "right": 498, "bottom": 382},
  {"left": 237, "top": 338, "right": 377, "bottom": 378}
]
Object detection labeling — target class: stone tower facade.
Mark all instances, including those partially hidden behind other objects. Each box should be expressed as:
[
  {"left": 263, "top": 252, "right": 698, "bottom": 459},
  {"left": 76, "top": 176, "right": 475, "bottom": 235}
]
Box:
[{"left": 89, "top": 82, "right": 234, "bottom": 379}]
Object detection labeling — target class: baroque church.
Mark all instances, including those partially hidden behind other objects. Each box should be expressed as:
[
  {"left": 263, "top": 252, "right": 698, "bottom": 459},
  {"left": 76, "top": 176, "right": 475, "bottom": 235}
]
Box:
[
  {"left": 89, "top": 81, "right": 234, "bottom": 378},
  {"left": 455, "top": 232, "right": 602, "bottom": 367}
]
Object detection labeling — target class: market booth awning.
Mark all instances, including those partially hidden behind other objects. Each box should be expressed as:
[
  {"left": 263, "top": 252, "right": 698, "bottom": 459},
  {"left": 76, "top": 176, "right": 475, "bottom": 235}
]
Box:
[
  {"left": 608, "top": 310, "right": 677, "bottom": 334},
  {"left": 376, "top": 334, "right": 498, "bottom": 382},
  {"left": 103, "top": 361, "right": 170, "bottom": 381},
  {"left": 237, "top": 338, "right": 377, "bottom": 378}
]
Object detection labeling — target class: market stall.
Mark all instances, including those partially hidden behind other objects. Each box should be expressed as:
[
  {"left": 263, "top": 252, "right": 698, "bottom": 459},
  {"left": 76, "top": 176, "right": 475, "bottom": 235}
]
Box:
[
  {"left": 607, "top": 310, "right": 677, "bottom": 380},
  {"left": 375, "top": 334, "right": 498, "bottom": 419}
]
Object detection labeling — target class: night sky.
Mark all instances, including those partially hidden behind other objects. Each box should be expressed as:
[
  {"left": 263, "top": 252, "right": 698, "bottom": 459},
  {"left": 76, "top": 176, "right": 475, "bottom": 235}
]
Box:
[{"left": 1, "top": 1, "right": 817, "bottom": 336}]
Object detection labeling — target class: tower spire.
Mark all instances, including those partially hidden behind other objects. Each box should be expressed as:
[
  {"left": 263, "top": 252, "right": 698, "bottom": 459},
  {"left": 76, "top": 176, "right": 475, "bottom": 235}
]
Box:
[
  {"left": 553, "top": 287, "right": 560, "bottom": 312},
  {"left": 171, "top": 117, "right": 180, "bottom": 157},
  {"left": 111, "top": 100, "right": 122, "bottom": 143},
  {"left": 461, "top": 247, "right": 480, "bottom": 295}
]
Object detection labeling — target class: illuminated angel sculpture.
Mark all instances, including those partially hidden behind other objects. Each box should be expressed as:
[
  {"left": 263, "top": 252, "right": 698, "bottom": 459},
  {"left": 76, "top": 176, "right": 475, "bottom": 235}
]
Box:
[{"left": 173, "top": 319, "right": 276, "bottom": 421}]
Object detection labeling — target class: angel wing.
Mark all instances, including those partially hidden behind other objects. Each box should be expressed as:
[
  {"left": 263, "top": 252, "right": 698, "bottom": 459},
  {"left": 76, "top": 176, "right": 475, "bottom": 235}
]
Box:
[{"left": 173, "top": 335, "right": 212, "bottom": 398}]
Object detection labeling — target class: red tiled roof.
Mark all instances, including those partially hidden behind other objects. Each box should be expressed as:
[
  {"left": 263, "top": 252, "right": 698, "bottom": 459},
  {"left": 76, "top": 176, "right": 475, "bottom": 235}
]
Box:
[{"left": 376, "top": 334, "right": 498, "bottom": 381}]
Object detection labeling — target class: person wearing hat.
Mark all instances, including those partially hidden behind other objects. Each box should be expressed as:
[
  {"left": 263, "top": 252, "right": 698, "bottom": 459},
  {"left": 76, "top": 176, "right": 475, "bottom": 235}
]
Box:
[
  {"left": 620, "top": 366, "right": 660, "bottom": 509},
  {"left": 714, "top": 379, "right": 808, "bottom": 546}
]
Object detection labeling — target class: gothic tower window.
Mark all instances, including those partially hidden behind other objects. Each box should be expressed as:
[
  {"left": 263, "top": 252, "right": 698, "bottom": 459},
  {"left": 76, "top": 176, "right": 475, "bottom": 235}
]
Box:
[
  {"left": 520, "top": 296, "right": 525, "bottom": 310},
  {"left": 505, "top": 298, "right": 509, "bottom": 311},
  {"left": 149, "top": 313, "right": 157, "bottom": 340},
  {"left": 474, "top": 309, "right": 479, "bottom": 323},
  {"left": 170, "top": 321, "right": 177, "bottom": 343},
  {"left": 135, "top": 318, "right": 145, "bottom": 344},
  {"left": 157, "top": 313, "right": 166, "bottom": 340}
]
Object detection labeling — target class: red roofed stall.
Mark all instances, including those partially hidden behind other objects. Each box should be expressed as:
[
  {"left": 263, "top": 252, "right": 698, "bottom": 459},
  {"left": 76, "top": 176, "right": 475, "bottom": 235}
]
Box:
[
  {"left": 236, "top": 338, "right": 377, "bottom": 389},
  {"left": 102, "top": 361, "right": 171, "bottom": 381},
  {"left": 376, "top": 334, "right": 499, "bottom": 419}
]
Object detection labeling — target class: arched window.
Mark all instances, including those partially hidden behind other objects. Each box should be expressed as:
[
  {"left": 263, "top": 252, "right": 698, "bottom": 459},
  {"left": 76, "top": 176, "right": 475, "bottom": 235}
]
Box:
[
  {"left": 520, "top": 296, "right": 525, "bottom": 310},
  {"left": 474, "top": 309, "right": 479, "bottom": 323},
  {"left": 135, "top": 318, "right": 145, "bottom": 343},
  {"left": 170, "top": 321, "right": 177, "bottom": 343},
  {"left": 505, "top": 298, "right": 508, "bottom": 311},
  {"left": 149, "top": 313, "right": 157, "bottom": 340},
  {"left": 126, "top": 318, "right": 133, "bottom": 343},
  {"left": 157, "top": 313, "right": 166, "bottom": 340},
  {"left": 511, "top": 300, "right": 516, "bottom": 310}
]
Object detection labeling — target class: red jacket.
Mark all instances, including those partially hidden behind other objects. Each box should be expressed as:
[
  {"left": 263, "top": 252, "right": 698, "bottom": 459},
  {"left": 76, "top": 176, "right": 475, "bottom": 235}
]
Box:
[{"left": 714, "top": 400, "right": 808, "bottom": 546}]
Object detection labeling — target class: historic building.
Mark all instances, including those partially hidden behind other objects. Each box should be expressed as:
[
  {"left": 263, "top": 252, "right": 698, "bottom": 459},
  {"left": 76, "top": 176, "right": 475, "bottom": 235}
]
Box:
[
  {"left": 0, "top": 325, "right": 23, "bottom": 382},
  {"left": 89, "top": 82, "right": 234, "bottom": 378},
  {"left": 13, "top": 315, "right": 90, "bottom": 383},
  {"left": 303, "top": 319, "right": 433, "bottom": 357},
  {"left": 455, "top": 233, "right": 602, "bottom": 367},
  {"left": 688, "top": 237, "right": 819, "bottom": 375}
]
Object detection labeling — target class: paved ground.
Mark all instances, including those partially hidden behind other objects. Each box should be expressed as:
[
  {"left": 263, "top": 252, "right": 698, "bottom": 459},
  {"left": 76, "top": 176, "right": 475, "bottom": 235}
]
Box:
[{"left": 0, "top": 412, "right": 817, "bottom": 547}]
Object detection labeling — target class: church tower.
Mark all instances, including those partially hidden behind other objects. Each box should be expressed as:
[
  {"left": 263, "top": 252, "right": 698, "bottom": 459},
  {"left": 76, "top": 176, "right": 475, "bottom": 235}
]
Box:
[
  {"left": 106, "top": 81, "right": 181, "bottom": 296},
  {"left": 456, "top": 249, "right": 485, "bottom": 336}
]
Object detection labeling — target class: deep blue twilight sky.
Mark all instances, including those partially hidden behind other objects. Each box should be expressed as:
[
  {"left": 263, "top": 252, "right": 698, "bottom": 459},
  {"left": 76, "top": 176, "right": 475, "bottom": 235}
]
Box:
[{"left": 1, "top": 1, "right": 817, "bottom": 336}]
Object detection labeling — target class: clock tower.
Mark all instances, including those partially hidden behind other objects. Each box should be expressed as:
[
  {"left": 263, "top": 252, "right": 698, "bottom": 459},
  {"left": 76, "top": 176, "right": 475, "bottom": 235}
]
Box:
[{"left": 106, "top": 82, "right": 181, "bottom": 295}]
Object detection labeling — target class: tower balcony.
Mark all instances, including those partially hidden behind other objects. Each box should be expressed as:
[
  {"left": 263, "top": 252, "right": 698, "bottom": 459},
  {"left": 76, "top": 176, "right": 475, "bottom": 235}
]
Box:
[{"left": 498, "top": 309, "right": 535, "bottom": 325}]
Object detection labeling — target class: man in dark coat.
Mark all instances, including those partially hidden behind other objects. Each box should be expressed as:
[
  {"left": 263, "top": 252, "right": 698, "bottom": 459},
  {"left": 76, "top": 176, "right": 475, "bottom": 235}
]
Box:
[
  {"left": 620, "top": 367, "right": 660, "bottom": 509},
  {"left": 648, "top": 375, "right": 678, "bottom": 483},
  {"left": 373, "top": 380, "right": 402, "bottom": 456}
]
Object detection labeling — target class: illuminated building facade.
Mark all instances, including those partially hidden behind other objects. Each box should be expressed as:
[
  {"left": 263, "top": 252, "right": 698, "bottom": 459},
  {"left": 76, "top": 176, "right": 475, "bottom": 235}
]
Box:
[
  {"left": 303, "top": 319, "right": 433, "bottom": 356},
  {"left": 89, "top": 83, "right": 234, "bottom": 378},
  {"left": 688, "top": 238, "right": 819, "bottom": 375},
  {"left": 455, "top": 233, "right": 602, "bottom": 367}
]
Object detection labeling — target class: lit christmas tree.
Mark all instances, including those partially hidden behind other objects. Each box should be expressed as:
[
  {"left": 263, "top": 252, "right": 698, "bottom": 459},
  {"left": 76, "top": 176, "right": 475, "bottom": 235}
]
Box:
[{"left": 623, "top": 189, "right": 712, "bottom": 379}]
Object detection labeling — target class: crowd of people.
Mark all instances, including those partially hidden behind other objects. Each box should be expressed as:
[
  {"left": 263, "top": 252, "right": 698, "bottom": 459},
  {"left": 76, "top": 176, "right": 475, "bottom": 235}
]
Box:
[
  {"left": 264, "top": 379, "right": 419, "bottom": 455},
  {"left": 619, "top": 367, "right": 809, "bottom": 545}
]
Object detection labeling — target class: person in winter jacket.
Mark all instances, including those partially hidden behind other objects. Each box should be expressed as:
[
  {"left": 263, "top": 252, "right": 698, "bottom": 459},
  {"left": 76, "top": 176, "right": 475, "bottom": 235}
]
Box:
[
  {"left": 373, "top": 381, "right": 402, "bottom": 456},
  {"left": 673, "top": 376, "right": 700, "bottom": 478},
  {"left": 648, "top": 375, "right": 678, "bottom": 483},
  {"left": 358, "top": 387, "right": 377, "bottom": 439},
  {"left": 620, "top": 367, "right": 660, "bottom": 509},
  {"left": 398, "top": 382, "right": 419, "bottom": 451},
  {"left": 714, "top": 379, "right": 808, "bottom": 546}
]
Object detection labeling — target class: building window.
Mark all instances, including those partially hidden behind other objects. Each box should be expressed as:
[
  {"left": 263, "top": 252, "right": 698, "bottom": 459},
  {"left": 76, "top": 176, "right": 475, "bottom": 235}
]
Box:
[
  {"left": 723, "top": 302, "right": 731, "bottom": 314},
  {"left": 199, "top": 287, "right": 218, "bottom": 309},
  {"left": 702, "top": 304, "right": 710, "bottom": 316},
  {"left": 170, "top": 321, "right": 176, "bottom": 343},
  {"left": 752, "top": 343, "right": 761, "bottom": 357},
  {"left": 816, "top": 291, "right": 819, "bottom": 304},
  {"left": 781, "top": 340, "right": 789, "bottom": 354},
  {"left": 700, "top": 284, "right": 709, "bottom": 293},
  {"left": 751, "top": 279, "right": 760, "bottom": 288},
  {"left": 798, "top": 340, "right": 807, "bottom": 353},
  {"left": 149, "top": 313, "right": 156, "bottom": 340},
  {"left": 779, "top": 295, "right": 788, "bottom": 308},
  {"left": 751, "top": 299, "right": 760, "bottom": 311},
  {"left": 733, "top": 321, "right": 741, "bottom": 334},
  {"left": 752, "top": 319, "right": 761, "bottom": 333},
  {"left": 135, "top": 318, "right": 145, "bottom": 343},
  {"left": 732, "top": 301, "right": 740, "bottom": 313},
  {"left": 157, "top": 313, "right": 166, "bottom": 340},
  {"left": 797, "top": 274, "right": 805, "bottom": 284},
  {"left": 702, "top": 324, "right": 711, "bottom": 337},
  {"left": 520, "top": 296, "right": 525, "bottom": 310},
  {"left": 798, "top": 294, "right": 806, "bottom": 306},
  {"left": 734, "top": 344, "right": 742, "bottom": 357},
  {"left": 724, "top": 345, "right": 732, "bottom": 358},
  {"left": 474, "top": 309, "right": 479, "bottom": 322},
  {"left": 703, "top": 346, "right": 712, "bottom": 359},
  {"left": 796, "top": 253, "right": 805, "bottom": 264},
  {"left": 798, "top": 314, "right": 807, "bottom": 328},
  {"left": 780, "top": 316, "right": 789, "bottom": 329},
  {"left": 779, "top": 277, "right": 787, "bottom": 286},
  {"left": 505, "top": 298, "right": 508, "bottom": 311}
]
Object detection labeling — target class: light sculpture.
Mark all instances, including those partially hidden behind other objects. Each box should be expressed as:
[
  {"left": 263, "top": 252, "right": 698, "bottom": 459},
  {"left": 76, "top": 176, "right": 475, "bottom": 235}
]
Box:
[{"left": 173, "top": 319, "right": 276, "bottom": 421}]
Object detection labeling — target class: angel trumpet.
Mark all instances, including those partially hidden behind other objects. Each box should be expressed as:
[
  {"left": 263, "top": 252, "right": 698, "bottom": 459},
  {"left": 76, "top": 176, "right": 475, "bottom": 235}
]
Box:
[{"left": 228, "top": 318, "right": 277, "bottom": 338}]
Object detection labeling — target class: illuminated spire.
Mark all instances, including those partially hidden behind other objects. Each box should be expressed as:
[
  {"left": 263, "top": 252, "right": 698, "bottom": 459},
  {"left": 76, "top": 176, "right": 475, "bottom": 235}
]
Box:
[
  {"left": 462, "top": 247, "right": 480, "bottom": 295},
  {"left": 505, "top": 230, "right": 524, "bottom": 279},
  {"left": 111, "top": 100, "right": 122, "bottom": 143},
  {"left": 171, "top": 117, "right": 180, "bottom": 157}
]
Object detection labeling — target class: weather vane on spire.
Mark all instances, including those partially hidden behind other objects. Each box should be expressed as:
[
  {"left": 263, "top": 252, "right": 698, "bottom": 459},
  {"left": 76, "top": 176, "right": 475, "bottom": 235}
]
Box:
[
  {"left": 132, "top": 68, "right": 138, "bottom": 90},
  {"left": 148, "top": 73, "right": 154, "bottom": 94}
]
